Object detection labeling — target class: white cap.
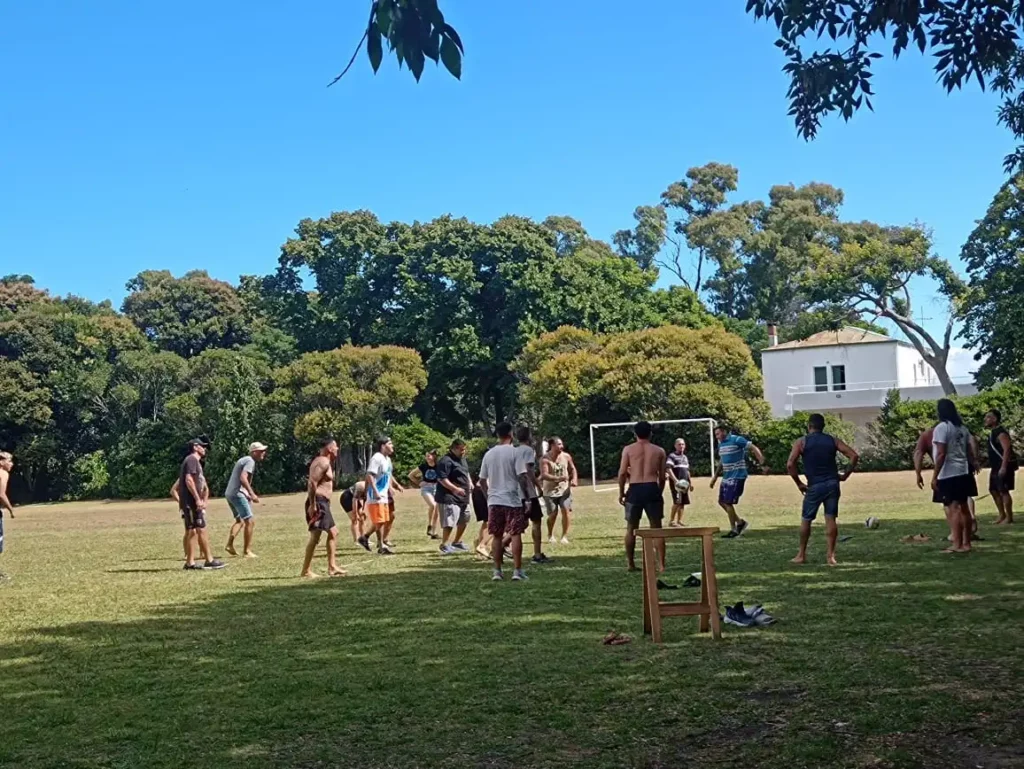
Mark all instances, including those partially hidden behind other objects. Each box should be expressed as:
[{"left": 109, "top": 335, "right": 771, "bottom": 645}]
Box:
[{"left": 249, "top": 442, "right": 268, "bottom": 452}]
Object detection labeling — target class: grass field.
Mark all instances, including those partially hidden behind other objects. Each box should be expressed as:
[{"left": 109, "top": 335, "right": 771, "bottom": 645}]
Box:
[{"left": 1, "top": 472, "right": 1023, "bottom": 769}]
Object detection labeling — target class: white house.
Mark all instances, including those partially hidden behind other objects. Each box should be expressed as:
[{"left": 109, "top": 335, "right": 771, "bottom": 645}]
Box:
[{"left": 761, "top": 326, "right": 977, "bottom": 443}]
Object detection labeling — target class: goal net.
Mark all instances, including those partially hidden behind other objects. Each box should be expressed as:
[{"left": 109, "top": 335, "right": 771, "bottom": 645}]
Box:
[{"left": 588, "top": 418, "right": 717, "bottom": 492}]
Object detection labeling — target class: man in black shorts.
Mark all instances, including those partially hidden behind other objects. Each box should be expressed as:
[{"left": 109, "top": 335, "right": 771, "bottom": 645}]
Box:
[
  {"left": 435, "top": 438, "right": 472, "bottom": 555},
  {"left": 470, "top": 471, "right": 490, "bottom": 558},
  {"left": 340, "top": 481, "right": 368, "bottom": 548},
  {"left": 618, "top": 421, "right": 668, "bottom": 572},
  {"left": 514, "top": 425, "right": 552, "bottom": 565},
  {"left": 173, "top": 438, "right": 226, "bottom": 571},
  {"left": 985, "top": 409, "right": 1017, "bottom": 525}
]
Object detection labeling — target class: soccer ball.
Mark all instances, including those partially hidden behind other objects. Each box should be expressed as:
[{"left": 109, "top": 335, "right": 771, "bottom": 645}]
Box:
[
  {"left": 675, "top": 478, "right": 691, "bottom": 492},
  {"left": 865, "top": 516, "right": 880, "bottom": 530}
]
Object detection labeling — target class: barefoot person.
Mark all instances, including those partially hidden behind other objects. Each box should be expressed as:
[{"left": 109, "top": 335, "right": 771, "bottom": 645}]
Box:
[
  {"left": 931, "top": 399, "right": 978, "bottom": 554},
  {"left": 225, "top": 442, "right": 267, "bottom": 558},
  {"left": 516, "top": 425, "right": 552, "bottom": 565},
  {"left": 470, "top": 472, "right": 491, "bottom": 558},
  {"left": 340, "top": 480, "right": 368, "bottom": 547},
  {"left": 408, "top": 451, "right": 441, "bottom": 540},
  {"left": 435, "top": 439, "right": 471, "bottom": 555},
  {"left": 174, "top": 439, "right": 226, "bottom": 571},
  {"left": 787, "top": 414, "right": 859, "bottom": 566},
  {"left": 666, "top": 438, "right": 692, "bottom": 527},
  {"left": 480, "top": 422, "right": 532, "bottom": 582},
  {"left": 619, "top": 421, "right": 668, "bottom": 573},
  {"left": 362, "top": 436, "right": 404, "bottom": 555},
  {"left": 710, "top": 425, "right": 766, "bottom": 538},
  {"left": 985, "top": 409, "right": 1016, "bottom": 525},
  {"left": 300, "top": 437, "right": 345, "bottom": 578},
  {"left": 541, "top": 437, "right": 578, "bottom": 545},
  {"left": 0, "top": 452, "right": 15, "bottom": 571}
]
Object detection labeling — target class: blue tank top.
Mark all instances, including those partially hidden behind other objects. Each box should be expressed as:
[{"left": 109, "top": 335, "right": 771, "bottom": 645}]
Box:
[{"left": 803, "top": 432, "right": 839, "bottom": 486}]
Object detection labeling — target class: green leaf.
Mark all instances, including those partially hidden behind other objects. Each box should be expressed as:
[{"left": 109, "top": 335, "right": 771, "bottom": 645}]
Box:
[
  {"left": 440, "top": 35, "right": 461, "bottom": 79},
  {"left": 442, "top": 23, "right": 463, "bottom": 53},
  {"left": 367, "top": 21, "right": 384, "bottom": 73},
  {"left": 376, "top": 0, "right": 392, "bottom": 36}
]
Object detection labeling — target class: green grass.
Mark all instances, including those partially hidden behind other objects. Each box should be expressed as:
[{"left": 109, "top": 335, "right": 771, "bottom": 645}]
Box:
[{"left": 1, "top": 472, "right": 1023, "bottom": 768}]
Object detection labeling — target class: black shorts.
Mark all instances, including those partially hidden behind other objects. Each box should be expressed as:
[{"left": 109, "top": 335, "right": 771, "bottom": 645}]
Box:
[
  {"left": 340, "top": 489, "right": 354, "bottom": 514},
  {"left": 938, "top": 475, "right": 972, "bottom": 506},
  {"left": 671, "top": 487, "right": 691, "bottom": 506},
  {"left": 624, "top": 482, "right": 664, "bottom": 526},
  {"left": 525, "top": 497, "right": 543, "bottom": 523},
  {"left": 181, "top": 507, "right": 207, "bottom": 530},
  {"left": 306, "top": 496, "right": 336, "bottom": 533},
  {"left": 990, "top": 469, "right": 1016, "bottom": 493}
]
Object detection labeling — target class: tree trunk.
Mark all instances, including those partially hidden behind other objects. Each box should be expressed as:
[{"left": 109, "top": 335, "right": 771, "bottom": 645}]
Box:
[{"left": 887, "top": 315, "right": 958, "bottom": 396}]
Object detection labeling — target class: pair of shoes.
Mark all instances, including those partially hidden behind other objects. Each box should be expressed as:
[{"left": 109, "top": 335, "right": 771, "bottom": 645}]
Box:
[
  {"left": 531, "top": 553, "right": 553, "bottom": 564},
  {"left": 377, "top": 544, "right": 395, "bottom": 556},
  {"left": 724, "top": 602, "right": 775, "bottom": 627},
  {"left": 450, "top": 542, "right": 469, "bottom": 552},
  {"left": 512, "top": 569, "right": 528, "bottom": 582},
  {"left": 357, "top": 535, "right": 371, "bottom": 552}
]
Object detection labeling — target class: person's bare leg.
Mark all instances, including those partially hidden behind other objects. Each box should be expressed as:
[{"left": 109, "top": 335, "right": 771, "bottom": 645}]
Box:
[
  {"left": 349, "top": 514, "right": 360, "bottom": 544},
  {"left": 720, "top": 501, "right": 739, "bottom": 529},
  {"left": 243, "top": 519, "right": 256, "bottom": 556},
  {"left": 381, "top": 519, "right": 394, "bottom": 545},
  {"left": 226, "top": 520, "right": 243, "bottom": 555},
  {"left": 492, "top": 528, "right": 503, "bottom": 571},
  {"left": 302, "top": 530, "right": 322, "bottom": 577},
  {"left": 197, "top": 529, "right": 214, "bottom": 563},
  {"left": 327, "top": 528, "right": 346, "bottom": 575},
  {"left": 625, "top": 522, "right": 638, "bottom": 571},
  {"left": 1003, "top": 491, "right": 1014, "bottom": 523},
  {"left": 511, "top": 533, "right": 523, "bottom": 570},
  {"left": 650, "top": 519, "right": 666, "bottom": 572},
  {"left": 792, "top": 519, "right": 812, "bottom": 564},
  {"left": 994, "top": 491, "right": 1007, "bottom": 524},
  {"left": 942, "top": 504, "right": 961, "bottom": 552},
  {"left": 825, "top": 516, "right": 838, "bottom": 565},
  {"left": 546, "top": 510, "right": 557, "bottom": 540},
  {"left": 531, "top": 520, "right": 542, "bottom": 557},
  {"left": 184, "top": 530, "right": 197, "bottom": 566},
  {"left": 959, "top": 504, "right": 973, "bottom": 552},
  {"left": 561, "top": 507, "right": 571, "bottom": 540}
]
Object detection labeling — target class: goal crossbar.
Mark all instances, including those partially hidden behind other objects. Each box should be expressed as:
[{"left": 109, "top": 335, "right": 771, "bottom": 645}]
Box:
[{"left": 588, "top": 418, "right": 717, "bottom": 492}]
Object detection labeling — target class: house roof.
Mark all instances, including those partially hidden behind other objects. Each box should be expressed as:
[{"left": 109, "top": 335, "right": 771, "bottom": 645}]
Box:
[{"left": 763, "top": 326, "right": 896, "bottom": 352}]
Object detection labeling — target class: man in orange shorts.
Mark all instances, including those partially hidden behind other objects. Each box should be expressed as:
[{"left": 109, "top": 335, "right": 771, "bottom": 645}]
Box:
[{"left": 360, "top": 435, "right": 404, "bottom": 555}]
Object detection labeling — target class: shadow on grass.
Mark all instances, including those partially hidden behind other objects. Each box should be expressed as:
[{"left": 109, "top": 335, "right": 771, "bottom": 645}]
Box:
[{"left": 1, "top": 522, "right": 1023, "bottom": 769}]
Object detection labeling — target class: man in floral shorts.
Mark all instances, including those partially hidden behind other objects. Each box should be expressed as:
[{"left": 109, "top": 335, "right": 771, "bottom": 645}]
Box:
[{"left": 479, "top": 422, "right": 532, "bottom": 582}]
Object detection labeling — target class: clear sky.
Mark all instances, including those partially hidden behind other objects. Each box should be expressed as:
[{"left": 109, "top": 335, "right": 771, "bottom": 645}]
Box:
[{"left": 1, "top": 0, "right": 1011, "bottom": 376}]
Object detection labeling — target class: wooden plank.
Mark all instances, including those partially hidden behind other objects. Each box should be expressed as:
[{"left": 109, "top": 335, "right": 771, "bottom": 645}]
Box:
[
  {"left": 659, "top": 603, "right": 711, "bottom": 617},
  {"left": 642, "top": 538, "right": 663, "bottom": 643},
  {"left": 641, "top": 539, "right": 651, "bottom": 636},
  {"left": 699, "top": 543, "right": 710, "bottom": 634},
  {"left": 702, "top": 533, "right": 723, "bottom": 641},
  {"left": 634, "top": 528, "right": 716, "bottom": 536}
]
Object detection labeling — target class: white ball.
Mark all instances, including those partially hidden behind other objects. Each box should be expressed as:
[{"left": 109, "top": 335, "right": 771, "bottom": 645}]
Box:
[
  {"left": 675, "top": 478, "right": 691, "bottom": 492},
  {"left": 865, "top": 516, "right": 880, "bottom": 530}
]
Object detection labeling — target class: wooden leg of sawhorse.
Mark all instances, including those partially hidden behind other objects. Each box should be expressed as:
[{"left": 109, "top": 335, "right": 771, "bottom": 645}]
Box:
[
  {"left": 702, "top": 533, "right": 722, "bottom": 640},
  {"left": 642, "top": 539, "right": 652, "bottom": 636},
  {"left": 642, "top": 537, "right": 663, "bottom": 643},
  {"left": 699, "top": 542, "right": 710, "bottom": 634}
]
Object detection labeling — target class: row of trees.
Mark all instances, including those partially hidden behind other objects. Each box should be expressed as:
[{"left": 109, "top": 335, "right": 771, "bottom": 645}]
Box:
[{"left": 3, "top": 164, "right": 1023, "bottom": 501}]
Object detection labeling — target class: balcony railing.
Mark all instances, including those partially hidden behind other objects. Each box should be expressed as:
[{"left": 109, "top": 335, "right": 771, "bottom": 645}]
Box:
[{"left": 785, "top": 376, "right": 974, "bottom": 396}]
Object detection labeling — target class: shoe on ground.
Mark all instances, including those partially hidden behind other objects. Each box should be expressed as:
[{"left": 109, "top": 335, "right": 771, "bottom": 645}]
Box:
[
  {"left": 560, "top": 537, "right": 570, "bottom": 545},
  {"left": 439, "top": 544, "right": 456, "bottom": 555},
  {"left": 723, "top": 607, "right": 754, "bottom": 627},
  {"left": 450, "top": 542, "right": 469, "bottom": 552},
  {"left": 736, "top": 519, "right": 749, "bottom": 536},
  {"left": 383, "top": 540, "right": 395, "bottom": 549},
  {"left": 357, "top": 535, "right": 371, "bottom": 552},
  {"left": 512, "top": 570, "right": 529, "bottom": 581},
  {"left": 722, "top": 529, "right": 739, "bottom": 539},
  {"left": 183, "top": 563, "right": 202, "bottom": 571},
  {"left": 492, "top": 570, "right": 504, "bottom": 581},
  {"left": 531, "top": 553, "right": 553, "bottom": 564},
  {"left": 548, "top": 536, "right": 557, "bottom": 545},
  {"left": 203, "top": 560, "right": 227, "bottom": 570},
  {"left": 378, "top": 545, "right": 395, "bottom": 555}
]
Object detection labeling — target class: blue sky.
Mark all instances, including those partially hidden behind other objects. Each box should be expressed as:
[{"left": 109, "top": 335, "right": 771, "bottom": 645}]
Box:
[{"left": 1, "top": 0, "right": 1011, "bottom": 375}]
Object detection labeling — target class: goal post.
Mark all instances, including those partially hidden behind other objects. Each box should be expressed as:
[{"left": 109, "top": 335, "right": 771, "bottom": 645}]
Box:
[{"left": 588, "top": 418, "right": 718, "bottom": 492}]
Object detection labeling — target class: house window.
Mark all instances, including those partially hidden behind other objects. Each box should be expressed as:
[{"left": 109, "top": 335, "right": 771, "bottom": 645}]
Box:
[
  {"left": 832, "top": 365, "right": 847, "bottom": 391},
  {"left": 814, "top": 366, "right": 828, "bottom": 392}
]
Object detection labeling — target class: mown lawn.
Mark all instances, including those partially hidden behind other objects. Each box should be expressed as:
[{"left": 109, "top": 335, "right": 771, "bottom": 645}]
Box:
[{"left": 1, "top": 472, "right": 1022, "bottom": 768}]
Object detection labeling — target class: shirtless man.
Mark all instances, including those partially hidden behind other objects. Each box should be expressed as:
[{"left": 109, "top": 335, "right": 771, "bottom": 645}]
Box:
[
  {"left": 0, "top": 452, "right": 15, "bottom": 569},
  {"left": 301, "top": 437, "right": 345, "bottom": 578},
  {"left": 618, "top": 421, "right": 668, "bottom": 572}
]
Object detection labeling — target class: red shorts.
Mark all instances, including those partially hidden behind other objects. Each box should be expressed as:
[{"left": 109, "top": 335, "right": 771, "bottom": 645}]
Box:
[{"left": 487, "top": 505, "right": 527, "bottom": 537}]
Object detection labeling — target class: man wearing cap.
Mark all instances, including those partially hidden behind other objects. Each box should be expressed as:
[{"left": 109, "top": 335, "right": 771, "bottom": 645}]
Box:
[
  {"left": 172, "top": 438, "right": 226, "bottom": 571},
  {"left": 224, "top": 442, "right": 268, "bottom": 558}
]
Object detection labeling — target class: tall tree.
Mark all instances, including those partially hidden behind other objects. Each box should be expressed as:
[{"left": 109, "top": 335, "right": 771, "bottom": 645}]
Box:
[
  {"left": 960, "top": 173, "right": 1024, "bottom": 385},
  {"left": 122, "top": 270, "right": 252, "bottom": 358}
]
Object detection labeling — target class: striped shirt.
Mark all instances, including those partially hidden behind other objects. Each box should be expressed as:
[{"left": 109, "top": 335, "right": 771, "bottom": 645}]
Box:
[{"left": 718, "top": 434, "right": 750, "bottom": 480}]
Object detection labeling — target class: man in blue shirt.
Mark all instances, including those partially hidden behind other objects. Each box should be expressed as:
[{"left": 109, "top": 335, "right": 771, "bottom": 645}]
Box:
[{"left": 710, "top": 425, "right": 766, "bottom": 538}]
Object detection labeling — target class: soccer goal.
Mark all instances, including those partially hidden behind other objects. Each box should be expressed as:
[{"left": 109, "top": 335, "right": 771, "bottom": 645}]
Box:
[{"left": 588, "top": 418, "right": 718, "bottom": 492}]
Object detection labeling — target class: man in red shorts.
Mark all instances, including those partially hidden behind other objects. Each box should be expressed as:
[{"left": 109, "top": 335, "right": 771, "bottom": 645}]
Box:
[
  {"left": 479, "top": 421, "right": 532, "bottom": 582},
  {"left": 301, "top": 437, "right": 345, "bottom": 578}
]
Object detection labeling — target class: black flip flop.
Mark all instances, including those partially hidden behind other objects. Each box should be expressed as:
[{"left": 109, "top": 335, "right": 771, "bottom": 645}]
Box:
[
  {"left": 682, "top": 575, "right": 701, "bottom": 588},
  {"left": 657, "top": 579, "right": 678, "bottom": 590}
]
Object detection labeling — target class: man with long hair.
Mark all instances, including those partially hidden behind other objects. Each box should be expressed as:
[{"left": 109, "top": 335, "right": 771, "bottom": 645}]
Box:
[{"left": 985, "top": 409, "right": 1016, "bottom": 525}]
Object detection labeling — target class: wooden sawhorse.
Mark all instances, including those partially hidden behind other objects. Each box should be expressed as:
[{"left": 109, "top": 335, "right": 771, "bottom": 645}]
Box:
[{"left": 637, "top": 527, "right": 722, "bottom": 642}]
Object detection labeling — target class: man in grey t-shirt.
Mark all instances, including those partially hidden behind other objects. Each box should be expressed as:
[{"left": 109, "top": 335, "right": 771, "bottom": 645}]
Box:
[
  {"left": 479, "top": 422, "right": 532, "bottom": 582},
  {"left": 225, "top": 442, "right": 268, "bottom": 558}
]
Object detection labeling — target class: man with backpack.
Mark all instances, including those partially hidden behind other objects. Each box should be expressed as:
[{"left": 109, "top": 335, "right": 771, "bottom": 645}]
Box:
[{"left": 985, "top": 409, "right": 1016, "bottom": 525}]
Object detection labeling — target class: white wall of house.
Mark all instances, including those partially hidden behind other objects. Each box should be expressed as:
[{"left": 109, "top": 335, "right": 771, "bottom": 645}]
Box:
[
  {"left": 895, "top": 344, "right": 939, "bottom": 388},
  {"left": 762, "top": 342, "right": 899, "bottom": 417}
]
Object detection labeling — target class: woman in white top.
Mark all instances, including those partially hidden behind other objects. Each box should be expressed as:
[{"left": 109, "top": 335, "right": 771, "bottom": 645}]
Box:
[{"left": 931, "top": 399, "right": 978, "bottom": 554}]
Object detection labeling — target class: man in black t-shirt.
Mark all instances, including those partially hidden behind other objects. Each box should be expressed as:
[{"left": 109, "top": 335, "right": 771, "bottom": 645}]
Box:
[
  {"left": 436, "top": 439, "right": 472, "bottom": 553},
  {"left": 985, "top": 409, "right": 1016, "bottom": 525},
  {"left": 170, "top": 439, "right": 226, "bottom": 571}
]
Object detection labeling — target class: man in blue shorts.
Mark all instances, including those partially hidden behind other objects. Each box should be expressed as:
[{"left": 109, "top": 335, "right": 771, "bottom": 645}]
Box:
[
  {"left": 710, "top": 425, "right": 766, "bottom": 538},
  {"left": 786, "top": 414, "right": 859, "bottom": 565},
  {"left": 225, "top": 441, "right": 267, "bottom": 558}
]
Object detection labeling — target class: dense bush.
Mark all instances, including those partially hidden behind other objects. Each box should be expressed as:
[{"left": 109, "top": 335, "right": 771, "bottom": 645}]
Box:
[
  {"left": 391, "top": 418, "right": 451, "bottom": 479},
  {"left": 751, "top": 412, "right": 857, "bottom": 474}
]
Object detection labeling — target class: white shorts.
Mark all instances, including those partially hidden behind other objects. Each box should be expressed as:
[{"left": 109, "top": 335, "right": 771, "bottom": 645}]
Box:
[
  {"left": 440, "top": 504, "right": 469, "bottom": 528},
  {"left": 544, "top": 491, "right": 573, "bottom": 513}
]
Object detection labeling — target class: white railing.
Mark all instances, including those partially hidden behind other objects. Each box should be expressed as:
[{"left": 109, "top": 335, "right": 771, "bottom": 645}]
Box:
[{"left": 786, "top": 380, "right": 899, "bottom": 396}]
